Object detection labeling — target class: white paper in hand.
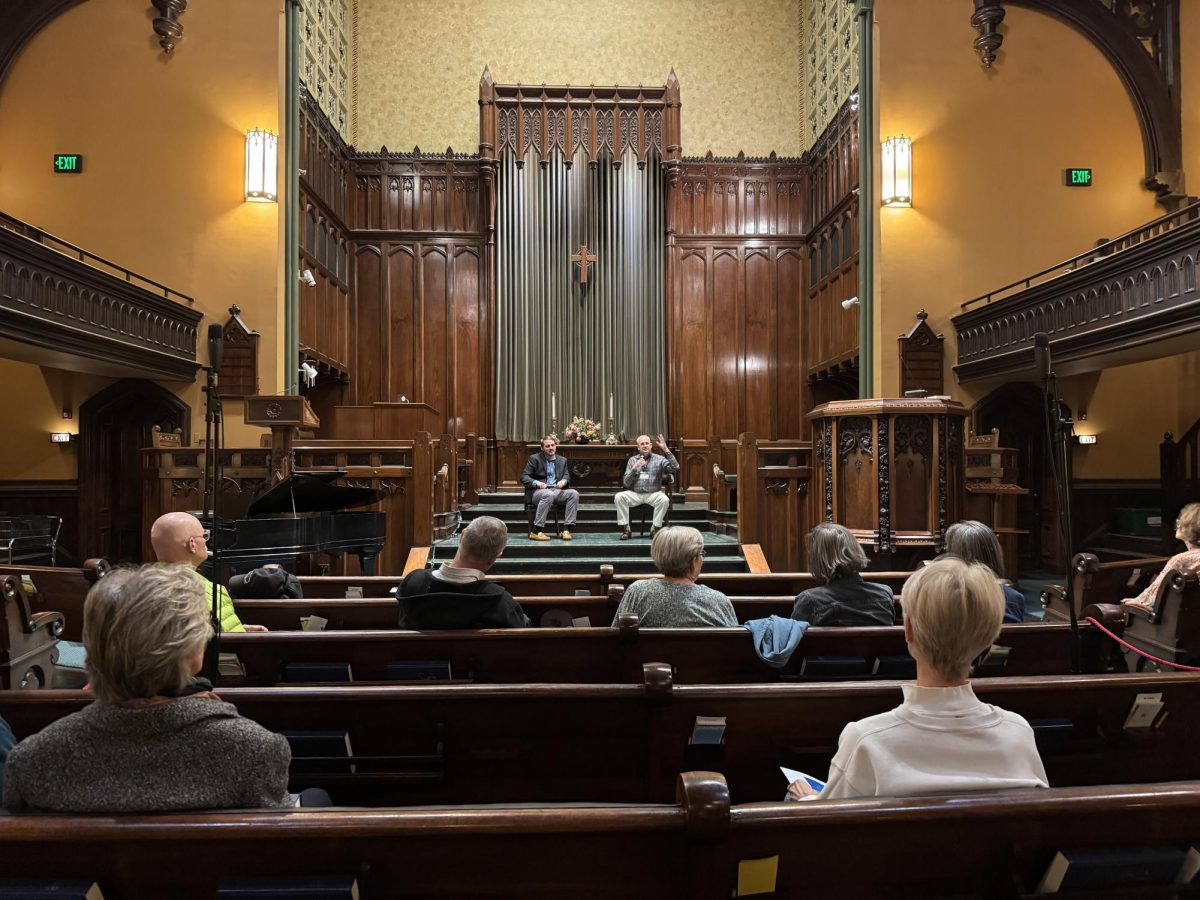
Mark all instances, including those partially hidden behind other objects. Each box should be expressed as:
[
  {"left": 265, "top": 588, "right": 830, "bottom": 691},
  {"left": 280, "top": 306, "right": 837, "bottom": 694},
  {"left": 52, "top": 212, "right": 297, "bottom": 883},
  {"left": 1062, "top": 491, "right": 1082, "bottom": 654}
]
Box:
[{"left": 780, "top": 766, "right": 826, "bottom": 791}]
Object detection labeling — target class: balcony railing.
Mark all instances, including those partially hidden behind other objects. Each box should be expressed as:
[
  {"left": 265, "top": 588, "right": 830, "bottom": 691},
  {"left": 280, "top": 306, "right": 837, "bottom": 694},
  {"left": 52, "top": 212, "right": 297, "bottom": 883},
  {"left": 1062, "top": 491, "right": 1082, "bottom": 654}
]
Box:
[
  {"left": 953, "top": 200, "right": 1200, "bottom": 382},
  {"left": 0, "top": 212, "right": 202, "bottom": 381}
]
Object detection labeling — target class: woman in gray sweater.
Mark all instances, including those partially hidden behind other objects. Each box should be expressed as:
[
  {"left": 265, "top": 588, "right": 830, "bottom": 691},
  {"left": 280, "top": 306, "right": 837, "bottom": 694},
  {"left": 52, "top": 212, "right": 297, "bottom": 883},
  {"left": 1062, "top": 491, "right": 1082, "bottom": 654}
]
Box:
[
  {"left": 612, "top": 526, "right": 737, "bottom": 627},
  {"left": 4, "top": 565, "right": 293, "bottom": 812}
]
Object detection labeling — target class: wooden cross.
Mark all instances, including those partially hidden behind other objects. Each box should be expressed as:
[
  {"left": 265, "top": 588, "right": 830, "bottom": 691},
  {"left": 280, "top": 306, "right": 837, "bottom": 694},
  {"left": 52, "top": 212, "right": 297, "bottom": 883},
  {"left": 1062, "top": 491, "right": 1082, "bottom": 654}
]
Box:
[{"left": 571, "top": 243, "right": 597, "bottom": 284}]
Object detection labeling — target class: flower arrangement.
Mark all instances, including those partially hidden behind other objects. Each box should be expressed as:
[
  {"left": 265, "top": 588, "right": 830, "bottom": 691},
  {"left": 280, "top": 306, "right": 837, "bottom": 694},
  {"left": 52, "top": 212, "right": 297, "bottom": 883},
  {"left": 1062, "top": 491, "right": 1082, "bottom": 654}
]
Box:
[{"left": 562, "top": 416, "right": 602, "bottom": 443}]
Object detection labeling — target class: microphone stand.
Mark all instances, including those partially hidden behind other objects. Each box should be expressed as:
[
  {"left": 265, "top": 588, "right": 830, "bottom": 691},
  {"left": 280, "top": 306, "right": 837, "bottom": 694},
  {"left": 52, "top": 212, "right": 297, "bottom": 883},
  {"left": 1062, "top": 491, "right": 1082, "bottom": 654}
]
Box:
[
  {"left": 1041, "top": 358, "right": 1081, "bottom": 674},
  {"left": 201, "top": 362, "right": 224, "bottom": 683}
]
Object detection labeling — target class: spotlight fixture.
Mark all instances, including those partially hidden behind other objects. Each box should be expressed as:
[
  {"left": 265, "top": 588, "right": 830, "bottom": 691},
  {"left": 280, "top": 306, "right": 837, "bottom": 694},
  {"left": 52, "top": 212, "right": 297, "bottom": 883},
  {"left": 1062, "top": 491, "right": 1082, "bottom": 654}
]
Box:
[
  {"left": 300, "top": 269, "right": 317, "bottom": 287},
  {"left": 841, "top": 296, "right": 861, "bottom": 311}
]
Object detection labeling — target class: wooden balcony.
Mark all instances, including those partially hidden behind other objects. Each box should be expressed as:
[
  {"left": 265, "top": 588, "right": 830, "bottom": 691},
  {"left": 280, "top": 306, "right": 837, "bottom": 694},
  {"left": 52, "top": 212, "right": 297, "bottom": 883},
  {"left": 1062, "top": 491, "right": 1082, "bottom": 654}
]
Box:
[
  {"left": 953, "top": 200, "right": 1200, "bottom": 382},
  {"left": 0, "top": 212, "right": 202, "bottom": 381}
]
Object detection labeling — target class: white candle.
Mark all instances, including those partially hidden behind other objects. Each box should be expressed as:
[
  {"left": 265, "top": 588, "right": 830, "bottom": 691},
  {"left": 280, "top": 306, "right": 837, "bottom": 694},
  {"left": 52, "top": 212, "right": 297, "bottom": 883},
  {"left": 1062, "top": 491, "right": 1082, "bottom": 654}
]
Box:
[
  {"left": 609, "top": 392, "right": 614, "bottom": 418},
  {"left": 551, "top": 392, "right": 556, "bottom": 419}
]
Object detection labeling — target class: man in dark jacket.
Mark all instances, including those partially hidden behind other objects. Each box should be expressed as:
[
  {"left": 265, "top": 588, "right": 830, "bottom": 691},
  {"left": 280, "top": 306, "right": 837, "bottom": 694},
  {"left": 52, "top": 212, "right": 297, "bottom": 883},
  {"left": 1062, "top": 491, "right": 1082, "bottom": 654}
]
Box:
[
  {"left": 519, "top": 435, "right": 579, "bottom": 541},
  {"left": 397, "top": 516, "right": 531, "bottom": 629}
]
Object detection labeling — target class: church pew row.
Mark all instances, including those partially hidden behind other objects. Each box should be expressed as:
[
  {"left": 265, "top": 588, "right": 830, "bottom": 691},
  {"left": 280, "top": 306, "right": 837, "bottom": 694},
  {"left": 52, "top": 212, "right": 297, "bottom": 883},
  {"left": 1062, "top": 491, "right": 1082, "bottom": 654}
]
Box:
[
  {"left": 296, "top": 570, "right": 917, "bottom": 599},
  {"left": 1123, "top": 568, "right": 1200, "bottom": 667},
  {"left": 1042, "top": 551, "right": 1169, "bottom": 621},
  {"left": 0, "top": 560, "right": 108, "bottom": 642},
  {"left": 0, "top": 670, "right": 1194, "bottom": 807},
  {"left": 218, "top": 606, "right": 1126, "bottom": 685},
  {"left": 0, "top": 776, "right": 1199, "bottom": 899},
  {"left": 235, "top": 593, "right": 902, "bottom": 629}
]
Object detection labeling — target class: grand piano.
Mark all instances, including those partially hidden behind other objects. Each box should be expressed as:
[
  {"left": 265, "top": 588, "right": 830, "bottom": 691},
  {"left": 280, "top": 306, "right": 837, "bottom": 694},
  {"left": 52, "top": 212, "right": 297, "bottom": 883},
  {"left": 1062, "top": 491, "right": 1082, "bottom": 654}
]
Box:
[{"left": 200, "top": 471, "right": 386, "bottom": 576}]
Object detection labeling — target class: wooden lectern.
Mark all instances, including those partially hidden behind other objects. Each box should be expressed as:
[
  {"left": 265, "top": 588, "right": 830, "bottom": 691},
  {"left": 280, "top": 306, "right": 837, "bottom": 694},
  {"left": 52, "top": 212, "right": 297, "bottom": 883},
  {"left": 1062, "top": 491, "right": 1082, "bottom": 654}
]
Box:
[
  {"left": 328, "top": 402, "right": 442, "bottom": 441},
  {"left": 807, "top": 398, "right": 969, "bottom": 553},
  {"left": 244, "top": 395, "right": 320, "bottom": 479}
]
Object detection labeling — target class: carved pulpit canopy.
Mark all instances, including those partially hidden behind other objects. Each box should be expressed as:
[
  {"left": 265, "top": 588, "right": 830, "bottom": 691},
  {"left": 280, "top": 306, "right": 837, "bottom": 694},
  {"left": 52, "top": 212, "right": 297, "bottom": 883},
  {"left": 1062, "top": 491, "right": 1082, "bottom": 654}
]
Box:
[{"left": 220, "top": 305, "right": 261, "bottom": 399}]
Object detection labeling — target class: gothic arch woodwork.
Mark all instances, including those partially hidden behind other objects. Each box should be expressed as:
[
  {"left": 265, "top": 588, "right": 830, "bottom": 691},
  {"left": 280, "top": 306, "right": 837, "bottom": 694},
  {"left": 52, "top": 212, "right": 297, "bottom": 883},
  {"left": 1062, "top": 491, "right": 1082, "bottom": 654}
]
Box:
[{"left": 0, "top": 0, "right": 84, "bottom": 90}]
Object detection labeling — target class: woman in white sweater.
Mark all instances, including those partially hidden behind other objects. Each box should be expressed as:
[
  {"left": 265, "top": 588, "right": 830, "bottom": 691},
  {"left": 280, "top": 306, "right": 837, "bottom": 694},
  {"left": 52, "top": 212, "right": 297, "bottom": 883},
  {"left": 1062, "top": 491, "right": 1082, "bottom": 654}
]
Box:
[{"left": 788, "top": 557, "right": 1048, "bottom": 800}]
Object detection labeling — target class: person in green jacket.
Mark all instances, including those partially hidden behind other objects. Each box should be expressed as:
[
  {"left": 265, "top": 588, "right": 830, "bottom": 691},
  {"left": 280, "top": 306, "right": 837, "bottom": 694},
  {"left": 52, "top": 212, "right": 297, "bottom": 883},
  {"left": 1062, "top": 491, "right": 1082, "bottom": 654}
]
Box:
[{"left": 149, "top": 512, "right": 268, "bottom": 633}]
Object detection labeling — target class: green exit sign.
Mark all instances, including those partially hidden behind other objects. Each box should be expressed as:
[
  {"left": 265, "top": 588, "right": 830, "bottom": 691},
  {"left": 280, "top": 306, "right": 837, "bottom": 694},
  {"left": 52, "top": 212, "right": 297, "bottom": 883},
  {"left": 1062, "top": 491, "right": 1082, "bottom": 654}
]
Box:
[
  {"left": 52, "top": 154, "right": 83, "bottom": 174},
  {"left": 1064, "top": 167, "right": 1092, "bottom": 187}
]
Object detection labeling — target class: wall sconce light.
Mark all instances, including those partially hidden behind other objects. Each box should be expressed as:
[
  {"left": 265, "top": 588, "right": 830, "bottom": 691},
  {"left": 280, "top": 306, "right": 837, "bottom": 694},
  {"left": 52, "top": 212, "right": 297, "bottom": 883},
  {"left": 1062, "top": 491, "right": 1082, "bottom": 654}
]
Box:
[
  {"left": 841, "top": 296, "right": 861, "bottom": 311},
  {"left": 49, "top": 432, "right": 74, "bottom": 444},
  {"left": 1076, "top": 434, "right": 1098, "bottom": 445},
  {"left": 245, "top": 128, "right": 278, "bottom": 202},
  {"left": 881, "top": 135, "right": 912, "bottom": 207}
]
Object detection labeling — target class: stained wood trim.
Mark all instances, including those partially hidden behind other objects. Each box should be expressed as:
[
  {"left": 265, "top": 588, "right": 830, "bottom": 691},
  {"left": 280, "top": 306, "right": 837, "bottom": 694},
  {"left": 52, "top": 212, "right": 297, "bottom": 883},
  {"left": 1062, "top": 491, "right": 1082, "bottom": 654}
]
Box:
[
  {"left": 741, "top": 544, "right": 771, "bottom": 574},
  {"left": 403, "top": 547, "right": 430, "bottom": 575}
]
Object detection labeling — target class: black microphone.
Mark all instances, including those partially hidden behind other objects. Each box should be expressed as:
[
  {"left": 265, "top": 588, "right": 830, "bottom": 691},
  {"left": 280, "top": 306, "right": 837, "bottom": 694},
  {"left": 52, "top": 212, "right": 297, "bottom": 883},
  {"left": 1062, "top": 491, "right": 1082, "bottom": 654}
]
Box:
[
  {"left": 1033, "top": 331, "right": 1051, "bottom": 382},
  {"left": 207, "top": 323, "right": 224, "bottom": 372}
]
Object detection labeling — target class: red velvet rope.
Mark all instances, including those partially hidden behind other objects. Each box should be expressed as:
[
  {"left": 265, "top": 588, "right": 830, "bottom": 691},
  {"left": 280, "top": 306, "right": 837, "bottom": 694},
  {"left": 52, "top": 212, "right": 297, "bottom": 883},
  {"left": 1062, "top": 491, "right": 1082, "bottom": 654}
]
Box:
[{"left": 1085, "top": 615, "right": 1200, "bottom": 672}]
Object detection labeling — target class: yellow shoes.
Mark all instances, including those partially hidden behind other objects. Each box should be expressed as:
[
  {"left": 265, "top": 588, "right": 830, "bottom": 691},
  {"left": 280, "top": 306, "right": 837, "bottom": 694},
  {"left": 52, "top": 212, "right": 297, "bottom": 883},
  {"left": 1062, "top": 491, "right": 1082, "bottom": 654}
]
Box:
[
  {"left": 561, "top": 530, "right": 573, "bottom": 541},
  {"left": 529, "top": 531, "right": 551, "bottom": 541}
]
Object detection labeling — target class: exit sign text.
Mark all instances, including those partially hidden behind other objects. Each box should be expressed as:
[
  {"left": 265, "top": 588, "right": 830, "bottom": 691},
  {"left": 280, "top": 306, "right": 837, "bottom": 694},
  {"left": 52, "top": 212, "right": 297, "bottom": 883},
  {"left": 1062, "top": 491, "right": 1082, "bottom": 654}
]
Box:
[
  {"left": 1064, "top": 167, "right": 1092, "bottom": 187},
  {"left": 53, "top": 154, "right": 83, "bottom": 174}
]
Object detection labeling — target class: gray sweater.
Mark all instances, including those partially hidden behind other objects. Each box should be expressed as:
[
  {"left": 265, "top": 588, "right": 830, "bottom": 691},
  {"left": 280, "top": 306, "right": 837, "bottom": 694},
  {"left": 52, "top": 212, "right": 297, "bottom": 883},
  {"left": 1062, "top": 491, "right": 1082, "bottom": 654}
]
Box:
[
  {"left": 3, "top": 694, "right": 293, "bottom": 812},
  {"left": 612, "top": 579, "right": 738, "bottom": 627}
]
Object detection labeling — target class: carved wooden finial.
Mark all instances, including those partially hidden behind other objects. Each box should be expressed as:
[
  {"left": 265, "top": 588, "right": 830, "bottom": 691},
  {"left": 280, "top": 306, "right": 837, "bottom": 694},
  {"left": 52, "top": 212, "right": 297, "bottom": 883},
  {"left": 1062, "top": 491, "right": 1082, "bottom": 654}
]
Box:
[
  {"left": 151, "top": 0, "right": 187, "bottom": 54},
  {"left": 480, "top": 65, "right": 493, "bottom": 85},
  {"left": 446, "top": 146, "right": 454, "bottom": 156},
  {"left": 229, "top": 304, "right": 241, "bottom": 318},
  {"left": 917, "top": 308, "right": 928, "bottom": 320},
  {"left": 412, "top": 145, "right": 421, "bottom": 155},
  {"left": 970, "top": 2, "right": 1006, "bottom": 68},
  {"left": 380, "top": 144, "right": 389, "bottom": 153},
  {"left": 667, "top": 68, "right": 679, "bottom": 86}
]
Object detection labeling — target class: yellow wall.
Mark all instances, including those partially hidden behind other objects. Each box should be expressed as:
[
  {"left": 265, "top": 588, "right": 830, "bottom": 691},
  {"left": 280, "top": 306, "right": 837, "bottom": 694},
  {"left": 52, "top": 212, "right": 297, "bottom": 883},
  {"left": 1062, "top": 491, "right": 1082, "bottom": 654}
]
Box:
[
  {"left": 873, "top": 1, "right": 1171, "bottom": 477},
  {"left": 0, "top": 0, "right": 284, "bottom": 479},
  {"left": 355, "top": 0, "right": 803, "bottom": 156}
]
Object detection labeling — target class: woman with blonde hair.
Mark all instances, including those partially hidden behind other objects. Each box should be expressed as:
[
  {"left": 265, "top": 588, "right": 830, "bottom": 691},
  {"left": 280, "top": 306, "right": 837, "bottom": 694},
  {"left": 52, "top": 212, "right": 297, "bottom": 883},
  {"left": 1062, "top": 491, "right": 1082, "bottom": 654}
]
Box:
[
  {"left": 790, "top": 523, "right": 895, "bottom": 626},
  {"left": 788, "top": 557, "right": 1048, "bottom": 800},
  {"left": 4, "top": 565, "right": 292, "bottom": 812},
  {"left": 611, "top": 526, "right": 737, "bottom": 627},
  {"left": 1124, "top": 502, "right": 1200, "bottom": 612}
]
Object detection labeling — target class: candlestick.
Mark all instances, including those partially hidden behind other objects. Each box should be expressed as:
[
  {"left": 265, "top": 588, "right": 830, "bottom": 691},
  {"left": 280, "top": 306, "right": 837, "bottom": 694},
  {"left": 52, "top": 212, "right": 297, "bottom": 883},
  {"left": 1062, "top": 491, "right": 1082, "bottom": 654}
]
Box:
[
  {"left": 609, "top": 392, "right": 614, "bottom": 418},
  {"left": 551, "top": 392, "right": 556, "bottom": 419}
]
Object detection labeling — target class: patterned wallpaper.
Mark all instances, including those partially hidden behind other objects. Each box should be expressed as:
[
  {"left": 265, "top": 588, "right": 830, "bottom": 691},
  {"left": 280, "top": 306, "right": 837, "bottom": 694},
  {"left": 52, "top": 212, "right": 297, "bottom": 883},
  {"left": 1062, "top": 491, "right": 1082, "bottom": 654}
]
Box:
[{"left": 355, "top": 0, "right": 804, "bottom": 157}]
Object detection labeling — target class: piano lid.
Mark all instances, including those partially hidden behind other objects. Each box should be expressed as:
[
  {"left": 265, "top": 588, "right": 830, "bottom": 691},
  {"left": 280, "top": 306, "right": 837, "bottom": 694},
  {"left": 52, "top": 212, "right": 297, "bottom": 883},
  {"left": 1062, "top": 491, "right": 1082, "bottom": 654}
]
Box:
[{"left": 246, "top": 470, "right": 381, "bottom": 517}]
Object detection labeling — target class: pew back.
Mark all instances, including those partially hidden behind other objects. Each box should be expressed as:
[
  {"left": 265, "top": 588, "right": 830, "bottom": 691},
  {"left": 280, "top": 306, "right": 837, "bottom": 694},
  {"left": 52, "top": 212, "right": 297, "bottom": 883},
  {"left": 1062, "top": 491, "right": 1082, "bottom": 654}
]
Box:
[
  {"left": 1043, "top": 552, "right": 1168, "bottom": 620},
  {"left": 0, "top": 671, "right": 1193, "bottom": 807}
]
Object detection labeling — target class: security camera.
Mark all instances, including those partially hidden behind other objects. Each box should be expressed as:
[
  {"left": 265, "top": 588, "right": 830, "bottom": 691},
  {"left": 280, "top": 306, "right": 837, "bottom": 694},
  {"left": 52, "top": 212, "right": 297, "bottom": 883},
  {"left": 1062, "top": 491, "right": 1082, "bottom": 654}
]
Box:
[
  {"left": 300, "top": 269, "right": 317, "bottom": 287},
  {"left": 841, "top": 296, "right": 860, "bottom": 311}
]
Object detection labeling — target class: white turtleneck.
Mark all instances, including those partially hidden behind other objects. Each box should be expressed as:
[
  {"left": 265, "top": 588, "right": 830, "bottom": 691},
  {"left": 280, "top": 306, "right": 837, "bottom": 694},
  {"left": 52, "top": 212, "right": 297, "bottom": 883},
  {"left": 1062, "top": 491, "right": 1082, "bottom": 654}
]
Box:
[{"left": 818, "top": 682, "right": 1049, "bottom": 800}]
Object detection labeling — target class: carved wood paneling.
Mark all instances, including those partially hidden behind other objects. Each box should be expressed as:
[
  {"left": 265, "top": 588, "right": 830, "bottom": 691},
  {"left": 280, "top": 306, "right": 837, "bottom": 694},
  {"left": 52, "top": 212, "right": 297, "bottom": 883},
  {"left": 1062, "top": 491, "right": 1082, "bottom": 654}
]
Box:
[
  {"left": 897, "top": 310, "right": 944, "bottom": 396},
  {"left": 0, "top": 219, "right": 201, "bottom": 381},
  {"left": 954, "top": 202, "right": 1200, "bottom": 381},
  {"left": 675, "top": 157, "right": 807, "bottom": 237}
]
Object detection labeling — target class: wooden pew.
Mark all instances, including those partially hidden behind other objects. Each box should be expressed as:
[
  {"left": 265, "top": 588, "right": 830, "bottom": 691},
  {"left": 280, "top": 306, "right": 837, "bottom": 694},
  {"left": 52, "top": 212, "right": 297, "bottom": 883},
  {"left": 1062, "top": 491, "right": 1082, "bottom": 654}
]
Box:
[
  {"left": 235, "top": 593, "right": 889, "bottom": 629},
  {"left": 1123, "top": 568, "right": 1200, "bottom": 668},
  {"left": 0, "top": 669, "right": 1193, "bottom": 807},
  {"left": 295, "top": 569, "right": 917, "bottom": 599},
  {"left": 0, "top": 775, "right": 1198, "bottom": 898},
  {"left": 219, "top": 605, "right": 1126, "bottom": 685},
  {"left": 0, "top": 559, "right": 108, "bottom": 643},
  {"left": 0, "top": 575, "right": 64, "bottom": 689},
  {"left": 1042, "top": 552, "right": 1168, "bottom": 621}
]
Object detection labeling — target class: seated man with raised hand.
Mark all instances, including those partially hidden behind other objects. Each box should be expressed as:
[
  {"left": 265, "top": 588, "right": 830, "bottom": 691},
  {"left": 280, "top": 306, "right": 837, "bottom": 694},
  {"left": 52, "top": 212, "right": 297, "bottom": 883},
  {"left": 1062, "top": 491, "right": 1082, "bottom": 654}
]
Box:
[
  {"left": 396, "top": 515, "right": 531, "bottom": 629},
  {"left": 4, "top": 565, "right": 293, "bottom": 812},
  {"left": 150, "top": 511, "right": 267, "bottom": 633},
  {"left": 614, "top": 433, "right": 677, "bottom": 540},
  {"left": 787, "top": 557, "right": 1048, "bottom": 801},
  {"left": 520, "top": 435, "right": 580, "bottom": 541}
]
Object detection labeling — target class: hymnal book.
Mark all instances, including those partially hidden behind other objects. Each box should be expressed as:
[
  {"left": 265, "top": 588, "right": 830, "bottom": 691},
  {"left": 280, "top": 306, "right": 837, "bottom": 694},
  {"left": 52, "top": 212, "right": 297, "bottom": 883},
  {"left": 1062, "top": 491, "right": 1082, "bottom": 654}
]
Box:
[
  {"left": 283, "top": 662, "right": 353, "bottom": 683},
  {"left": 386, "top": 660, "right": 452, "bottom": 681},
  {"left": 0, "top": 882, "right": 104, "bottom": 900},
  {"left": 780, "top": 766, "right": 825, "bottom": 792},
  {"left": 800, "top": 656, "right": 870, "bottom": 678},
  {"left": 1035, "top": 847, "right": 1185, "bottom": 893},
  {"left": 571, "top": 616, "right": 592, "bottom": 627},
  {"left": 344, "top": 586, "right": 364, "bottom": 599},
  {"left": 690, "top": 715, "right": 726, "bottom": 746},
  {"left": 280, "top": 730, "right": 355, "bottom": 774},
  {"left": 1176, "top": 846, "right": 1200, "bottom": 884},
  {"left": 217, "top": 876, "right": 359, "bottom": 899},
  {"left": 300, "top": 615, "right": 328, "bottom": 632},
  {"left": 871, "top": 655, "right": 916, "bottom": 677},
  {"left": 218, "top": 653, "right": 246, "bottom": 677},
  {"left": 978, "top": 644, "right": 1011, "bottom": 668}
]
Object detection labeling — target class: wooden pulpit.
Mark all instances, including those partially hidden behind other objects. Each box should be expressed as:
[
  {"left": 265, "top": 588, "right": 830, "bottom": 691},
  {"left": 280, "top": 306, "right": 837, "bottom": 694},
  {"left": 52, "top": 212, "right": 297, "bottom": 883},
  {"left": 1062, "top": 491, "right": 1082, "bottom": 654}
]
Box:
[
  {"left": 807, "top": 398, "right": 969, "bottom": 552},
  {"left": 328, "top": 402, "right": 442, "bottom": 441},
  {"left": 244, "top": 395, "right": 320, "bottom": 478}
]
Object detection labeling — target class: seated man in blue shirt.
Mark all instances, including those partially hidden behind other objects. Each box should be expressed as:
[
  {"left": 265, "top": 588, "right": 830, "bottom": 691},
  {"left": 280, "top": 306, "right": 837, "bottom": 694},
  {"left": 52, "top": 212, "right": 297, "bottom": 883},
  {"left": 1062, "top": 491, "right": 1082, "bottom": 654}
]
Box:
[{"left": 520, "top": 435, "right": 579, "bottom": 541}]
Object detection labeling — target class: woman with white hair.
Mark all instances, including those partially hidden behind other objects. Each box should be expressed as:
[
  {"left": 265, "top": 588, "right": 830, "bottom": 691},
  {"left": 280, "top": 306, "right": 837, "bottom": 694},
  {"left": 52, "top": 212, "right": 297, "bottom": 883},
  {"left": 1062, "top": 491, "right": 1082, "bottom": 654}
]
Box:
[
  {"left": 4, "top": 565, "right": 292, "bottom": 812},
  {"left": 790, "top": 523, "right": 895, "bottom": 626},
  {"left": 611, "top": 526, "right": 737, "bottom": 627},
  {"left": 788, "top": 557, "right": 1048, "bottom": 800}
]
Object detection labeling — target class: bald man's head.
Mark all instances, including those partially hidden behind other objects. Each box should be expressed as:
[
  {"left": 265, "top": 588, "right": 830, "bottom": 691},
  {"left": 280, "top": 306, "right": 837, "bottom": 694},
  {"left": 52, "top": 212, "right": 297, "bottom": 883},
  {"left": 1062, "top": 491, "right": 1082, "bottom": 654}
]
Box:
[{"left": 150, "top": 512, "right": 209, "bottom": 568}]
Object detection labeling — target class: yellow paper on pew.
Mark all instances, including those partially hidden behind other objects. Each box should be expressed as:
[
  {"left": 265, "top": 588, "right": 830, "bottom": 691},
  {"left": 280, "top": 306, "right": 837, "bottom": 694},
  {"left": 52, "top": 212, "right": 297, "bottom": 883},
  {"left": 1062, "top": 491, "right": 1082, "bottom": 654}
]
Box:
[{"left": 735, "top": 855, "right": 778, "bottom": 896}]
